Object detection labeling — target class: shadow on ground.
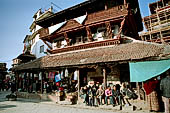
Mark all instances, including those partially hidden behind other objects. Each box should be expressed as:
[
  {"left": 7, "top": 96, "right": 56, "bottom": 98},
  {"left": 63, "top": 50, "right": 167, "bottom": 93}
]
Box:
[
  {"left": 0, "top": 104, "right": 17, "bottom": 111},
  {"left": 15, "top": 98, "right": 46, "bottom": 103}
]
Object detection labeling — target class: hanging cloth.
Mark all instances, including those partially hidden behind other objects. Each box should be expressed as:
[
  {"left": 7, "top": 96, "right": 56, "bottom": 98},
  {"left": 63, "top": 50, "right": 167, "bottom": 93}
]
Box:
[
  {"left": 65, "top": 68, "right": 68, "bottom": 77},
  {"left": 143, "top": 80, "right": 159, "bottom": 95},
  {"left": 39, "top": 72, "right": 42, "bottom": 80},
  {"left": 49, "top": 72, "right": 55, "bottom": 79},
  {"left": 61, "top": 70, "right": 64, "bottom": 79},
  {"left": 74, "top": 70, "right": 78, "bottom": 80},
  {"left": 55, "top": 73, "right": 61, "bottom": 82}
]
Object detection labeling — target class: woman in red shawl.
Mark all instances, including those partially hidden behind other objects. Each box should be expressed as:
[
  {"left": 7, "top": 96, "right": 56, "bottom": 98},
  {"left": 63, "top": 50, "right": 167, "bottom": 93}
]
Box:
[{"left": 143, "top": 78, "right": 160, "bottom": 112}]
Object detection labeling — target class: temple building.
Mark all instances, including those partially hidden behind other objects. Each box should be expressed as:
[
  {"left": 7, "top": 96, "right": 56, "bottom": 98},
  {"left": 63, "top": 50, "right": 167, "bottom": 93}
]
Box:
[{"left": 12, "top": 0, "right": 170, "bottom": 103}]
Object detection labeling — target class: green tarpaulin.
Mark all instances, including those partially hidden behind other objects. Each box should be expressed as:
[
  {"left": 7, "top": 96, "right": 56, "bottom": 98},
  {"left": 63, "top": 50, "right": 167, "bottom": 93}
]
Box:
[{"left": 129, "top": 59, "right": 170, "bottom": 82}]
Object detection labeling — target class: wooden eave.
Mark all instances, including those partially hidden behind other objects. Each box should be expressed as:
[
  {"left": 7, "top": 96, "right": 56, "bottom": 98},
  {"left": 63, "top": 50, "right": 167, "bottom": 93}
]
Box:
[
  {"left": 36, "top": 0, "right": 98, "bottom": 27},
  {"left": 36, "top": 0, "right": 143, "bottom": 32}
]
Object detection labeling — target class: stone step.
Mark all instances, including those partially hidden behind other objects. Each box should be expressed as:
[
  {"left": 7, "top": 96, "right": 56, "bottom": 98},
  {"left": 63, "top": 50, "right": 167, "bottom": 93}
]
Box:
[
  {"left": 58, "top": 100, "right": 72, "bottom": 105},
  {"left": 122, "top": 105, "right": 136, "bottom": 111}
]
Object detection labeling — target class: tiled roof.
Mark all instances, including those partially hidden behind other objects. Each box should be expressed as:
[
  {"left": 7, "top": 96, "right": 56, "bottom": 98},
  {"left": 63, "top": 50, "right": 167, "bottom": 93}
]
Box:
[
  {"left": 42, "top": 41, "right": 164, "bottom": 68},
  {"left": 13, "top": 40, "right": 169, "bottom": 71}
]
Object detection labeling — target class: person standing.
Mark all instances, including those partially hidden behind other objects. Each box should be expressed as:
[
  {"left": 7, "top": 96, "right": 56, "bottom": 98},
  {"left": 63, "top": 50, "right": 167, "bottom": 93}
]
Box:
[
  {"left": 143, "top": 78, "right": 160, "bottom": 112},
  {"left": 160, "top": 70, "right": 170, "bottom": 113},
  {"left": 11, "top": 80, "right": 16, "bottom": 93}
]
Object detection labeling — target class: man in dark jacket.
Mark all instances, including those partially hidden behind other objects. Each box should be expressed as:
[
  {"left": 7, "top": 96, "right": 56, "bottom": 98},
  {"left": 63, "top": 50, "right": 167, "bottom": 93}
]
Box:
[{"left": 160, "top": 70, "right": 170, "bottom": 113}]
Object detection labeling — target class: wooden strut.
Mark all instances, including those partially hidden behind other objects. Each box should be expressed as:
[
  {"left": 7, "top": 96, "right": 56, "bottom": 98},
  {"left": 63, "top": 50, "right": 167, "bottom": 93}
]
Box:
[
  {"left": 105, "top": 21, "right": 112, "bottom": 39},
  {"left": 86, "top": 26, "right": 93, "bottom": 42},
  {"left": 117, "top": 16, "right": 127, "bottom": 39},
  {"left": 64, "top": 32, "right": 70, "bottom": 46},
  {"left": 43, "top": 40, "right": 52, "bottom": 50}
]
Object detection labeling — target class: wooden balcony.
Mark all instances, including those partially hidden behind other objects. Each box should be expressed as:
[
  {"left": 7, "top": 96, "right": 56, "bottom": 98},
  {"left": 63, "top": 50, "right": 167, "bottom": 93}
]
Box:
[
  {"left": 49, "top": 39, "right": 120, "bottom": 54},
  {"left": 85, "top": 4, "right": 128, "bottom": 26},
  {"left": 40, "top": 4, "right": 128, "bottom": 39}
]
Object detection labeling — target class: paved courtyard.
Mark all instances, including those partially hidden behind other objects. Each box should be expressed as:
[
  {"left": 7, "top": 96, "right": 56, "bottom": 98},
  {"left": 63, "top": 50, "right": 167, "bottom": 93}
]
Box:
[{"left": 0, "top": 91, "right": 151, "bottom": 113}]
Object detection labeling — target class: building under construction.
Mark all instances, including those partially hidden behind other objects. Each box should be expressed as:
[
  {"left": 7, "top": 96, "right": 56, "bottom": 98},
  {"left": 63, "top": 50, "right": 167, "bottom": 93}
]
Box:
[{"left": 140, "top": 0, "right": 170, "bottom": 43}]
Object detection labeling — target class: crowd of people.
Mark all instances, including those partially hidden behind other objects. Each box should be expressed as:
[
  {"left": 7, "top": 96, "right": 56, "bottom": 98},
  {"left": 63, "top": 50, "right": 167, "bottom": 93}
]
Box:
[
  {"left": 0, "top": 78, "right": 15, "bottom": 92},
  {"left": 80, "top": 83, "right": 137, "bottom": 109}
]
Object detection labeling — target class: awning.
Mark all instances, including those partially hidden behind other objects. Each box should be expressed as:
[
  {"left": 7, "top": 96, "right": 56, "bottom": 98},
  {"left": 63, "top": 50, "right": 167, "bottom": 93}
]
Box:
[{"left": 129, "top": 59, "right": 170, "bottom": 82}]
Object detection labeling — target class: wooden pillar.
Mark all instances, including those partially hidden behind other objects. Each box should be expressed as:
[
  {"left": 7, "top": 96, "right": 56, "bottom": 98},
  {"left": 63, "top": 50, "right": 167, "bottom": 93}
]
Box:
[
  {"left": 77, "top": 69, "right": 80, "bottom": 99},
  {"left": 40, "top": 72, "right": 43, "bottom": 94},
  {"left": 27, "top": 73, "right": 30, "bottom": 92},
  {"left": 105, "top": 21, "right": 112, "bottom": 39},
  {"left": 142, "top": 82, "right": 146, "bottom": 101},
  {"left": 86, "top": 26, "right": 93, "bottom": 42},
  {"left": 32, "top": 72, "right": 34, "bottom": 83},
  {"left": 77, "top": 69, "right": 81, "bottom": 104},
  {"left": 103, "top": 68, "right": 107, "bottom": 89},
  {"left": 43, "top": 40, "right": 52, "bottom": 50},
  {"left": 136, "top": 82, "right": 140, "bottom": 100},
  {"left": 15, "top": 72, "right": 19, "bottom": 91},
  {"left": 32, "top": 73, "right": 34, "bottom": 92},
  {"left": 64, "top": 32, "right": 70, "bottom": 46}
]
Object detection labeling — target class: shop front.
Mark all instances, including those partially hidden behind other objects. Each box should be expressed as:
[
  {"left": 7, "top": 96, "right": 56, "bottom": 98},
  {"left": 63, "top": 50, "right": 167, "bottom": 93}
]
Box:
[{"left": 12, "top": 40, "right": 170, "bottom": 103}]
